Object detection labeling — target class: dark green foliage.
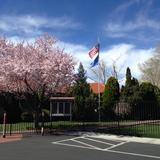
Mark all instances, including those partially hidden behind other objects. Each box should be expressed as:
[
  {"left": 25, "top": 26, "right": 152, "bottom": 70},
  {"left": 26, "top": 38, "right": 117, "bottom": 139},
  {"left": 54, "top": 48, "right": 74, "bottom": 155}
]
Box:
[
  {"left": 120, "top": 67, "right": 140, "bottom": 105},
  {"left": 40, "top": 109, "right": 50, "bottom": 122},
  {"left": 72, "top": 63, "right": 96, "bottom": 121},
  {"left": 126, "top": 67, "right": 132, "bottom": 87},
  {"left": 76, "top": 62, "right": 87, "bottom": 84},
  {"left": 120, "top": 67, "right": 160, "bottom": 120},
  {"left": 0, "top": 107, "right": 5, "bottom": 123},
  {"left": 139, "top": 82, "right": 157, "bottom": 102},
  {"left": 137, "top": 83, "right": 160, "bottom": 119},
  {"left": 21, "top": 112, "right": 33, "bottom": 122},
  {"left": 102, "top": 76, "right": 120, "bottom": 119},
  {"left": 73, "top": 63, "right": 90, "bottom": 97},
  {"left": 0, "top": 92, "right": 21, "bottom": 123},
  {"left": 154, "top": 86, "right": 160, "bottom": 105},
  {"left": 131, "top": 77, "right": 139, "bottom": 86},
  {"left": 84, "top": 93, "right": 98, "bottom": 121},
  {"left": 120, "top": 68, "right": 142, "bottom": 120},
  {"left": 0, "top": 91, "right": 50, "bottom": 123}
]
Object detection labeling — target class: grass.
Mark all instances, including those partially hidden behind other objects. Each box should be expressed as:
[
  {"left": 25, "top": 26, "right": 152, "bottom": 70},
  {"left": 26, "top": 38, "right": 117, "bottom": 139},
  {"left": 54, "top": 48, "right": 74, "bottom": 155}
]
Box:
[
  {"left": 0, "top": 121, "right": 120, "bottom": 133},
  {"left": 0, "top": 122, "right": 35, "bottom": 133},
  {"left": 127, "top": 123, "right": 160, "bottom": 138},
  {"left": 100, "top": 123, "right": 160, "bottom": 138}
]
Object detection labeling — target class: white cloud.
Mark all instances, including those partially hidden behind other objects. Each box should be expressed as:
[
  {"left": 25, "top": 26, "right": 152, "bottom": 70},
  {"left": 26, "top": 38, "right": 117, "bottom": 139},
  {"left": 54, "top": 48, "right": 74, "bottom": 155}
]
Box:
[
  {"left": 57, "top": 41, "right": 90, "bottom": 71},
  {"left": 104, "top": 0, "right": 160, "bottom": 40},
  {"left": 104, "top": 15, "right": 160, "bottom": 39},
  {"left": 8, "top": 36, "right": 35, "bottom": 44},
  {"left": 58, "top": 41, "right": 154, "bottom": 83},
  {"left": 114, "top": 0, "right": 139, "bottom": 14},
  {"left": 105, "top": 15, "right": 160, "bottom": 38},
  {"left": 102, "top": 44, "right": 154, "bottom": 78},
  {"left": 0, "top": 15, "right": 81, "bottom": 36}
]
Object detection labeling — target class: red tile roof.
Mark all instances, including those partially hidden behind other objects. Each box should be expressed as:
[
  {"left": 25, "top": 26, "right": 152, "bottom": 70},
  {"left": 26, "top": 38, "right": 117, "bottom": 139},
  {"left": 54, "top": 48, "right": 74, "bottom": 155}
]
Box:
[
  {"left": 53, "top": 83, "right": 105, "bottom": 95},
  {"left": 89, "top": 83, "right": 105, "bottom": 94}
]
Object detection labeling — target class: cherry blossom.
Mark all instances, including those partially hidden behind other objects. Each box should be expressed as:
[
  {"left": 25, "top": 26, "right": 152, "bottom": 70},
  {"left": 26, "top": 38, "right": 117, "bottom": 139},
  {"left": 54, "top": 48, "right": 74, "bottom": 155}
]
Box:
[{"left": 0, "top": 34, "right": 75, "bottom": 99}]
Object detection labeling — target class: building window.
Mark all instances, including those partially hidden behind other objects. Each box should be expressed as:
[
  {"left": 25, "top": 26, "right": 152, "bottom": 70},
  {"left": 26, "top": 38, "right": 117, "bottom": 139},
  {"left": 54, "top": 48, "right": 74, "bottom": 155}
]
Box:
[
  {"left": 52, "top": 102, "right": 57, "bottom": 114},
  {"left": 65, "top": 102, "right": 70, "bottom": 114},
  {"left": 59, "top": 102, "right": 63, "bottom": 114}
]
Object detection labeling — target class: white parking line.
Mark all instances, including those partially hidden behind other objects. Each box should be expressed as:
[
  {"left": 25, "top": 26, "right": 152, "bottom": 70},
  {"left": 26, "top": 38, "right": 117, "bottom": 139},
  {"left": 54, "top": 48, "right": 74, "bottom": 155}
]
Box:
[
  {"left": 52, "top": 136, "right": 160, "bottom": 159},
  {"left": 89, "top": 135, "right": 123, "bottom": 142},
  {"left": 105, "top": 141, "right": 129, "bottom": 150},
  {"left": 107, "top": 149, "right": 160, "bottom": 159},
  {"left": 52, "top": 136, "right": 111, "bottom": 151},
  {"left": 53, "top": 142, "right": 96, "bottom": 150},
  {"left": 72, "top": 139, "right": 100, "bottom": 149},
  {"left": 52, "top": 136, "right": 81, "bottom": 143},
  {"left": 83, "top": 137, "right": 114, "bottom": 145}
]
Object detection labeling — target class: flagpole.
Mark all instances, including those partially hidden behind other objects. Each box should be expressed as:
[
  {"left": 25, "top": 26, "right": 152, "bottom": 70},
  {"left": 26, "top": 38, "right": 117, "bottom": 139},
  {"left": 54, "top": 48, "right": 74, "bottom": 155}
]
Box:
[
  {"left": 88, "top": 40, "right": 101, "bottom": 122},
  {"left": 98, "top": 62, "right": 101, "bottom": 122},
  {"left": 97, "top": 39, "right": 101, "bottom": 122}
]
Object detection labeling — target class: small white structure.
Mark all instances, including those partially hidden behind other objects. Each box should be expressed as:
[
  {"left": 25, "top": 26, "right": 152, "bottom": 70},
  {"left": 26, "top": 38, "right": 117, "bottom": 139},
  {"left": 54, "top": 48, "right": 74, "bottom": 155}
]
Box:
[{"left": 50, "top": 97, "right": 75, "bottom": 121}]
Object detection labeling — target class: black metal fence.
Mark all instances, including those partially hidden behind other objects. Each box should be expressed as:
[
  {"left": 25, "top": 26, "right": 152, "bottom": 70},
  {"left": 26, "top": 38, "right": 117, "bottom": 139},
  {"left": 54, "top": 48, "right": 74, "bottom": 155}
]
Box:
[{"left": 0, "top": 102, "right": 160, "bottom": 138}]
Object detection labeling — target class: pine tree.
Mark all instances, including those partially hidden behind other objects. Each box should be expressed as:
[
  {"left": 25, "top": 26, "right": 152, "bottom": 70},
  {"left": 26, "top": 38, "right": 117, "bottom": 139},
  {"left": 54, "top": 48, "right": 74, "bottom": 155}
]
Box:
[
  {"left": 72, "top": 63, "right": 91, "bottom": 120},
  {"left": 121, "top": 68, "right": 140, "bottom": 103},
  {"left": 125, "top": 67, "right": 132, "bottom": 87},
  {"left": 102, "top": 76, "right": 120, "bottom": 119},
  {"left": 120, "top": 68, "right": 160, "bottom": 120}
]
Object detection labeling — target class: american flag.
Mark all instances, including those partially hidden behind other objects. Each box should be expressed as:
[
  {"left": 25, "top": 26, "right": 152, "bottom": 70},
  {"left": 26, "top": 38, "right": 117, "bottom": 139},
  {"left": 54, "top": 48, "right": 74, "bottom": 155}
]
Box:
[{"left": 88, "top": 43, "right": 100, "bottom": 59}]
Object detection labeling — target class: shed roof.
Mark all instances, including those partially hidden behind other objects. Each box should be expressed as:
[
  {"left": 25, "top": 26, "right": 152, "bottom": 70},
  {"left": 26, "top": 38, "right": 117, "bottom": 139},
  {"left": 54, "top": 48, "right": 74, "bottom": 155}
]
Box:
[{"left": 50, "top": 97, "right": 75, "bottom": 100}]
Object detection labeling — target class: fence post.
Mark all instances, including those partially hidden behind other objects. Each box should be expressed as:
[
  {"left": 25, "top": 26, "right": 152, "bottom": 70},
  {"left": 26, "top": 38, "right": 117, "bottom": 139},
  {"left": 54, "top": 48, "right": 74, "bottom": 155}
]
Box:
[
  {"left": 2, "top": 112, "right": 7, "bottom": 138},
  {"left": 9, "top": 123, "right": 12, "bottom": 136},
  {"left": 41, "top": 112, "right": 44, "bottom": 136},
  {"left": 50, "top": 102, "right": 52, "bottom": 129},
  {"left": 117, "top": 103, "right": 120, "bottom": 134}
]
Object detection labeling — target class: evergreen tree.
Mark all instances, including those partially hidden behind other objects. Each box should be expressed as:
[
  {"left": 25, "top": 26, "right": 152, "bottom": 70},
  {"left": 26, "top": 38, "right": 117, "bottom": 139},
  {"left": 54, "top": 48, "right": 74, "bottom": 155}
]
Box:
[
  {"left": 102, "top": 76, "right": 120, "bottom": 119},
  {"left": 125, "top": 67, "right": 132, "bottom": 87},
  {"left": 120, "top": 68, "right": 160, "bottom": 120},
  {"left": 139, "top": 82, "right": 160, "bottom": 105},
  {"left": 120, "top": 67, "right": 140, "bottom": 104},
  {"left": 154, "top": 85, "right": 160, "bottom": 105},
  {"left": 72, "top": 63, "right": 91, "bottom": 120},
  {"left": 133, "top": 82, "right": 159, "bottom": 120}
]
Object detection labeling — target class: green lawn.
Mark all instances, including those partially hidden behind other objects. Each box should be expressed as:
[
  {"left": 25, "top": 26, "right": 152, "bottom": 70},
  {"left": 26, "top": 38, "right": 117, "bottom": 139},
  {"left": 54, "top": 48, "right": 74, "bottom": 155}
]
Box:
[
  {"left": 127, "top": 123, "right": 160, "bottom": 138},
  {"left": 0, "top": 122, "right": 34, "bottom": 133},
  {"left": 104, "top": 123, "right": 160, "bottom": 138}
]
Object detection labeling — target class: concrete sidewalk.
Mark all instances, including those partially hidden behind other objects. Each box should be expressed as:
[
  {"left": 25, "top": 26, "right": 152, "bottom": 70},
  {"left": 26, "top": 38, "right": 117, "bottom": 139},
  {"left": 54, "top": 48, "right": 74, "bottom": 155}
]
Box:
[
  {"left": 0, "top": 134, "right": 23, "bottom": 143},
  {"left": 90, "top": 134, "right": 160, "bottom": 145}
]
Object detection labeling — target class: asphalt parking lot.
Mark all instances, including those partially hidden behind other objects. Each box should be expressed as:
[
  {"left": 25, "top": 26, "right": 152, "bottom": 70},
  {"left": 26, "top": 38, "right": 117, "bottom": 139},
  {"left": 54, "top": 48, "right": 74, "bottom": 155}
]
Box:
[{"left": 0, "top": 134, "right": 160, "bottom": 160}]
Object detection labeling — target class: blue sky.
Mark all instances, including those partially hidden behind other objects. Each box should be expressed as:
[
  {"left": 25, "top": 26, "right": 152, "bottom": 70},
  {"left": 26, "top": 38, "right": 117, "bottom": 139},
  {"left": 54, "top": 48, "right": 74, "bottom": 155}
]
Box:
[{"left": 0, "top": 0, "right": 159, "bottom": 82}]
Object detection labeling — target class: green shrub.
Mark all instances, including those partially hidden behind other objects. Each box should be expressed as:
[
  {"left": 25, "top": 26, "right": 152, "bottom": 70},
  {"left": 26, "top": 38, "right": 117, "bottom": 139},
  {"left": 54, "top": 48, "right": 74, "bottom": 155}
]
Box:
[
  {"left": 42, "top": 109, "right": 50, "bottom": 121},
  {"left": 21, "top": 112, "right": 33, "bottom": 122}
]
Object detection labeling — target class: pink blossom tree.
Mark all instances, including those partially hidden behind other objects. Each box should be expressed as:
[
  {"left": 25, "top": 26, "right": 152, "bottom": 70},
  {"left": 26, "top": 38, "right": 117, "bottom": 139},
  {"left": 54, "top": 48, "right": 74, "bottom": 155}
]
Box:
[{"left": 0, "top": 34, "right": 75, "bottom": 125}]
